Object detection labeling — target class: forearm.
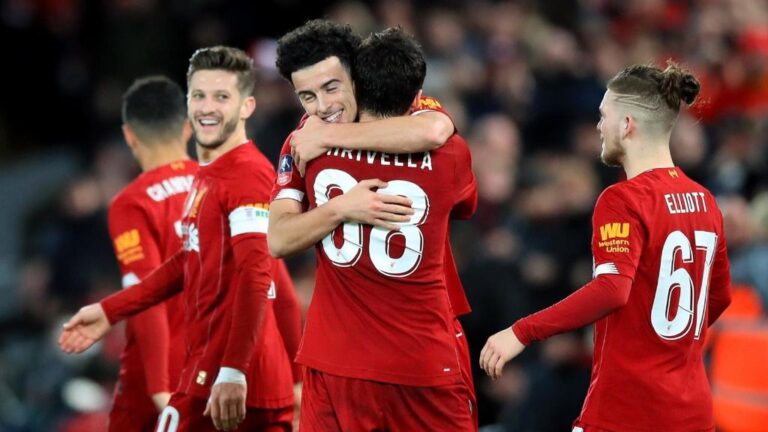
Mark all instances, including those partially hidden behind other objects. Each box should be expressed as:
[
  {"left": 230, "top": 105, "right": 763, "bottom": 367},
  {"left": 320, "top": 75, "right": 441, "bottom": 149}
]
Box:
[
  {"left": 222, "top": 236, "right": 272, "bottom": 371},
  {"left": 322, "top": 114, "right": 450, "bottom": 153},
  {"left": 101, "top": 251, "right": 185, "bottom": 324},
  {"left": 512, "top": 274, "right": 632, "bottom": 345},
  {"left": 268, "top": 201, "right": 344, "bottom": 257},
  {"left": 707, "top": 284, "right": 732, "bottom": 326}
]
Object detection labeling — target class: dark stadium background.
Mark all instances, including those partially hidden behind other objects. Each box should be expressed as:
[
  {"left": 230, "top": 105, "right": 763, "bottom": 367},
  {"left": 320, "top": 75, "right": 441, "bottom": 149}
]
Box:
[{"left": 1, "top": 0, "right": 766, "bottom": 430}]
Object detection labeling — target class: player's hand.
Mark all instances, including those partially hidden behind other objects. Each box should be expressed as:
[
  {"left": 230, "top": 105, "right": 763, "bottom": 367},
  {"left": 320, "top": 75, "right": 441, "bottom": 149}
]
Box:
[
  {"left": 204, "top": 382, "right": 246, "bottom": 431},
  {"left": 151, "top": 392, "right": 172, "bottom": 411},
  {"left": 335, "top": 179, "right": 414, "bottom": 230},
  {"left": 58, "top": 303, "right": 112, "bottom": 353},
  {"left": 291, "top": 115, "right": 330, "bottom": 176},
  {"left": 480, "top": 327, "right": 525, "bottom": 380}
]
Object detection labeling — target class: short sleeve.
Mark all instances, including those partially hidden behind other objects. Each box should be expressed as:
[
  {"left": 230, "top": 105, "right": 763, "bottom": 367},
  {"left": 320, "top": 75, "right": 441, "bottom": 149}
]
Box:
[
  {"left": 411, "top": 95, "right": 457, "bottom": 134},
  {"left": 591, "top": 187, "right": 646, "bottom": 281},
  {"left": 108, "top": 196, "right": 163, "bottom": 287},
  {"left": 271, "top": 135, "right": 308, "bottom": 203},
  {"left": 224, "top": 162, "right": 274, "bottom": 241}
]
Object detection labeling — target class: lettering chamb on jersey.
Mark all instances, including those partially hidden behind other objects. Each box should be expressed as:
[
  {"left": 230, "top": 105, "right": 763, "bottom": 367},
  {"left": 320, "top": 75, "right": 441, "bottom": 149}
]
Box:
[{"left": 146, "top": 175, "right": 194, "bottom": 202}]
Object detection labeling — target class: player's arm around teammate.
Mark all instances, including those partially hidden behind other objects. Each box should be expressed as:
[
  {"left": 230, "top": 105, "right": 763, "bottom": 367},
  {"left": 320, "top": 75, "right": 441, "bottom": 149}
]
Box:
[{"left": 289, "top": 108, "right": 453, "bottom": 173}]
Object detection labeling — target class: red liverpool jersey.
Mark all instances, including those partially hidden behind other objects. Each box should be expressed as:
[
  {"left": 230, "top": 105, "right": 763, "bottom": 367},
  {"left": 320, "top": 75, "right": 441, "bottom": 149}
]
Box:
[
  {"left": 577, "top": 167, "right": 731, "bottom": 431},
  {"left": 412, "top": 95, "right": 475, "bottom": 317},
  {"left": 107, "top": 160, "right": 196, "bottom": 407},
  {"left": 176, "top": 142, "right": 292, "bottom": 407},
  {"left": 103, "top": 142, "right": 293, "bottom": 409},
  {"left": 272, "top": 130, "right": 477, "bottom": 386},
  {"left": 290, "top": 96, "right": 475, "bottom": 317}
]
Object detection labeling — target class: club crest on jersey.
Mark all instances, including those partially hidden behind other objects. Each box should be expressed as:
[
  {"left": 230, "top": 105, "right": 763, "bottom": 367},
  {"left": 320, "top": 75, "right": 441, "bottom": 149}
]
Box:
[
  {"left": 183, "top": 223, "right": 200, "bottom": 252},
  {"left": 278, "top": 155, "right": 294, "bottom": 185}
]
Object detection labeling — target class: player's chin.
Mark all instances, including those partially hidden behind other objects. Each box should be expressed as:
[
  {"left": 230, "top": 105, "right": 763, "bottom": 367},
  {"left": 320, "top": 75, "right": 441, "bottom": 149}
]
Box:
[{"left": 196, "top": 136, "right": 226, "bottom": 149}]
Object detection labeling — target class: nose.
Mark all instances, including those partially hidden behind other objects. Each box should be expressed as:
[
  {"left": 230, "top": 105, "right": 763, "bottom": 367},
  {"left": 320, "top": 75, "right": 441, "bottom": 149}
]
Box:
[
  {"left": 194, "top": 95, "right": 215, "bottom": 114},
  {"left": 316, "top": 94, "right": 332, "bottom": 115}
]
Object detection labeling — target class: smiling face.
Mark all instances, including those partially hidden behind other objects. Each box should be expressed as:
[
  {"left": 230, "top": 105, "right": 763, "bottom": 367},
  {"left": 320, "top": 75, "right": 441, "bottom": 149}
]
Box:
[
  {"left": 187, "top": 69, "right": 250, "bottom": 149},
  {"left": 290, "top": 56, "right": 357, "bottom": 124},
  {"left": 597, "top": 90, "right": 625, "bottom": 167}
]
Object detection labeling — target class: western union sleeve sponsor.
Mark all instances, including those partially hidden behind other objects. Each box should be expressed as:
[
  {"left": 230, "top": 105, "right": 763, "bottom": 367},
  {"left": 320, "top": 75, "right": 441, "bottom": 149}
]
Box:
[{"left": 599, "top": 223, "right": 629, "bottom": 241}]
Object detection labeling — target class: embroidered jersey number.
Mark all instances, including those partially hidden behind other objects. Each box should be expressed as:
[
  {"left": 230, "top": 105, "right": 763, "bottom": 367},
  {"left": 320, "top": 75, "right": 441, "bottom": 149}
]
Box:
[
  {"left": 651, "top": 230, "right": 717, "bottom": 340},
  {"left": 314, "top": 168, "right": 429, "bottom": 277}
]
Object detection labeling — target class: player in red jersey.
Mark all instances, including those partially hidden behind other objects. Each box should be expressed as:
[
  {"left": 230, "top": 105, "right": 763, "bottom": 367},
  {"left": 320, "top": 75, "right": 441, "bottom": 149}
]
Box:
[
  {"left": 59, "top": 46, "right": 295, "bottom": 432},
  {"left": 271, "top": 27, "right": 477, "bottom": 431},
  {"left": 272, "top": 20, "right": 478, "bottom": 426},
  {"left": 107, "top": 76, "right": 196, "bottom": 431},
  {"left": 480, "top": 63, "right": 733, "bottom": 432}
]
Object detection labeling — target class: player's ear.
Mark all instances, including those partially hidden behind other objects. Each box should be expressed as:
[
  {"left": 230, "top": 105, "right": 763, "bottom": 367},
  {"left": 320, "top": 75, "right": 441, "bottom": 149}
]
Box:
[
  {"left": 621, "top": 115, "right": 635, "bottom": 139},
  {"left": 182, "top": 120, "right": 193, "bottom": 143},
  {"left": 411, "top": 90, "right": 423, "bottom": 109},
  {"left": 241, "top": 95, "right": 256, "bottom": 119},
  {"left": 122, "top": 124, "right": 139, "bottom": 150}
]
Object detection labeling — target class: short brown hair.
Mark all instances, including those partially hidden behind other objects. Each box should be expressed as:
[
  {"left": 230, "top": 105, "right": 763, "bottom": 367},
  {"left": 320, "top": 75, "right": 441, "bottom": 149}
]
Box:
[
  {"left": 187, "top": 46, "right": 257, "bottom": 96},
  {"left": 607, "top": 62, "right": 700, "bottom": 127}
]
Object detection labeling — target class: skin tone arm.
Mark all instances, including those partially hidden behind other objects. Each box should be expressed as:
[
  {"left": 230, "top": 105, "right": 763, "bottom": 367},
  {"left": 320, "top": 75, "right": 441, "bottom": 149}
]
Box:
[
  {"left": 268, "top": 179, "right": 414, "bottom": 258},
  {"left": 290, "top": 111, "right": 453, "bottom": 174}
]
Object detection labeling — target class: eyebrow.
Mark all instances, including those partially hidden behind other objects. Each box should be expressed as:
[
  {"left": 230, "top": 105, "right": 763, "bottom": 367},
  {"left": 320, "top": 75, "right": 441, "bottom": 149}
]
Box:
[{"left": 297, "top": 78, "right": 341, "bottom": 97}]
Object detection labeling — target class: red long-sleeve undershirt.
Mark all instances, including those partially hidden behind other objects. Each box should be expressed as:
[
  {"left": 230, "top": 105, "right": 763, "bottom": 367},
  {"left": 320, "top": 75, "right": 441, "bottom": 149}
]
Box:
[
  {"left": 221, "top": 235, "right": 273, "bottom": 372},
  {"left": 512, "top": 274, "right": 633, "bottom": 346},
  {"left": 101, "top": 250, "right": 185, "bottom": 324}
]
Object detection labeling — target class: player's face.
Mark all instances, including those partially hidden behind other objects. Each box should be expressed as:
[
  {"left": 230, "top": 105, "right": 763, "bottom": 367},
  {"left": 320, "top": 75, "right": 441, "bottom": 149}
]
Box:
[
  {"left": 597, "top": 91, "right": 625, "bottom": 167},
  {"left": 291, "top": 56, "right": 357, "bottom": 124},
  {"left": 187, "top": 70, "right": 247, "bottom": 149}
]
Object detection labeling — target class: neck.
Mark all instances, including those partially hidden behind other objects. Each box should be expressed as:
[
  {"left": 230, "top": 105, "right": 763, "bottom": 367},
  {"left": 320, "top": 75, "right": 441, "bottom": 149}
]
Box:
[
  {"left": 621, "top": 136, "right": 675, "bottom": 179},
  {"left": 138, "top": 140, "right": 190, "bottom": 171},
  {"left": 358, "top": 110, "right": 407, "bottom": 123},
  {"left": 358, "top": 112, "right": 382, "bottom": 123},
  {"left": 197, "top": 124, "right": 248, "bottom": 164}
]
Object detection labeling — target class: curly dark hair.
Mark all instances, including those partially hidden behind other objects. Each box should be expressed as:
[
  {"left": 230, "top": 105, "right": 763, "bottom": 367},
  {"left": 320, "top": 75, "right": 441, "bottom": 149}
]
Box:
[
  {"left": 353, "top": 27, "right": 426, "bottom": 118},
  {"left": 122, "top": 75, "right": 186, "bottom": 143},
  {"left": 276, "top": 19, "right": 361, "bottom": 83}
]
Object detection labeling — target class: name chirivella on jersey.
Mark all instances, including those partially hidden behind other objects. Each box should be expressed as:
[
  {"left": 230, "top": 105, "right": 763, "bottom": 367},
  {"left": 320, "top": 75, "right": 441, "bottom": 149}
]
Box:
[{"left": 326, "top": 148, "right": 433, "bottom": 171}]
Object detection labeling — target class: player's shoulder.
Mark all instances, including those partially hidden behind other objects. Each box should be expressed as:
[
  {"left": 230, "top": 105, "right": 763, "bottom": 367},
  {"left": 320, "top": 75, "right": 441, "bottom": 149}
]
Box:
[
  {"left": 595, "top": 181, "right": 635, "bottom": 209},
  {"left": 107, "top": 184, "right": 148, "bottom": 228},
  {"left": 218, "top": 143, "right": 275, "bottom": 184},
  {"left": 411, "top": 95, "right": 445, "bottom": 114},
  {"left": 109, "top": 177, "right": 146, "bottom": 212}
]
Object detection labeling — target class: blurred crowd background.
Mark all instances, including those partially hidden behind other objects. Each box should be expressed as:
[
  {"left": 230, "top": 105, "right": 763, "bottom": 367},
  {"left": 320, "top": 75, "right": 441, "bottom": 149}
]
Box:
[{"left": 1, "top": 0, "right": 767, "bottom": 431}]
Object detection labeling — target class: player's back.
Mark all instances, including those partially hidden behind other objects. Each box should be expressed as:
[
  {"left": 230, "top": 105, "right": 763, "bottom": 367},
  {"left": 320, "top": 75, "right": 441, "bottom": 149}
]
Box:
[
  {"left": 297, "top": 133, "right": 476, "bottom": 387},
  {"left": 107, "top": 160, "right": 196, "bottom": 415},
  {"left": 582, "top": 167, "right": 730, "bottom": 431}
]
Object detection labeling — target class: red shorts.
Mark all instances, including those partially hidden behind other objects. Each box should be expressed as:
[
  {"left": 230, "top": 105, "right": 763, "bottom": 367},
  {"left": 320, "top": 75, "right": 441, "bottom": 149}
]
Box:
[
  {"left": 454, "top": 317, "right": 478, "bottom": 429},
  {"left": 300, "top": 368, "right": 475, "bottom": 432},
  {"left": 109, "top": 383, "right": 160, "bottom": 432},
  {"left": 155, "top": 392, "right": 292, "bottom": 432},
  {"left": 109, "top": 394, "right": 158, "bottom": 432}
]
